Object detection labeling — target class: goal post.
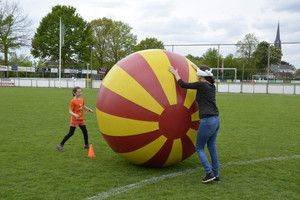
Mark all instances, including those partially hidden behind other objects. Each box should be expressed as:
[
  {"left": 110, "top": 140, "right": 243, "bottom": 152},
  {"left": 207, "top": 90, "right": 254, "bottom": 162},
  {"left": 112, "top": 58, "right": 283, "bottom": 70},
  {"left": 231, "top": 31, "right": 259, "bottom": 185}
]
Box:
[{"left": 211, "top": 68, "right": 237, "bottom": 82}]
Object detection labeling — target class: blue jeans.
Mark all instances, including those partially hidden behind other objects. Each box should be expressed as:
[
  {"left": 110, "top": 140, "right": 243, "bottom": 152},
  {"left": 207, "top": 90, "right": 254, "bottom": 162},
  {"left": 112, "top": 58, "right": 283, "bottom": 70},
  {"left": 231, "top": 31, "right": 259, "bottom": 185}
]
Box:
[{"left": 196, "top": 116, "right": 220, "bottom": 176}]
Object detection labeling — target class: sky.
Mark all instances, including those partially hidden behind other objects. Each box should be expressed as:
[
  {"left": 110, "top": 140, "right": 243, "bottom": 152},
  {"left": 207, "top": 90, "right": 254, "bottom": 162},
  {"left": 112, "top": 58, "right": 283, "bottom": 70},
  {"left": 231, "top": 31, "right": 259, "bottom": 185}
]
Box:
[{"left": 17, "top": 0, "right": 300, "bottom": 68}]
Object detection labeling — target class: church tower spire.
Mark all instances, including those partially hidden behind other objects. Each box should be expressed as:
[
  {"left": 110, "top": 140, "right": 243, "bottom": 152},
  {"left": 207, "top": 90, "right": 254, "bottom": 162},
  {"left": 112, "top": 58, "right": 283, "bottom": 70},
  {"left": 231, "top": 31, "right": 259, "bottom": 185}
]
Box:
[{"left": 274, "top": 22, "right": 281, "bottom": 49}]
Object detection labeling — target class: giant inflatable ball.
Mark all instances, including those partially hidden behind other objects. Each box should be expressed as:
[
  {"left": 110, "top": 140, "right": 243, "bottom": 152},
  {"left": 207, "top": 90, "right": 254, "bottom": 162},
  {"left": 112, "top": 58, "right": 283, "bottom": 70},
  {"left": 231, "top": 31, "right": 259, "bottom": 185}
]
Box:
[{"left": 96, "top": 49, "right": 200, "bottom": 167}]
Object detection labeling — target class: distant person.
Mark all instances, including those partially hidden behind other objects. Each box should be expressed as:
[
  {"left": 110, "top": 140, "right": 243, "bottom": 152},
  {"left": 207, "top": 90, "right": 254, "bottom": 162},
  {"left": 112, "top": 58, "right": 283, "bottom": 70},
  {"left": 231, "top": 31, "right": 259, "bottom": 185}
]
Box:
[
  {"left": 168, "top": 64, "right": 220, "bottom": 183},
  {"left": 57, "top": 87, "right": 94, "bottom": 152}
]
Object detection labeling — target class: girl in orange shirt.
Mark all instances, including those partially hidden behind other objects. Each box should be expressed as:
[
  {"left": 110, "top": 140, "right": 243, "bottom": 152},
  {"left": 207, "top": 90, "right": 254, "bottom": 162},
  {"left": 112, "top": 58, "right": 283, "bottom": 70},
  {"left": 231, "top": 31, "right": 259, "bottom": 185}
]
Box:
[{"left": 57, "top": 87, "right": 94, "bottom": 152}]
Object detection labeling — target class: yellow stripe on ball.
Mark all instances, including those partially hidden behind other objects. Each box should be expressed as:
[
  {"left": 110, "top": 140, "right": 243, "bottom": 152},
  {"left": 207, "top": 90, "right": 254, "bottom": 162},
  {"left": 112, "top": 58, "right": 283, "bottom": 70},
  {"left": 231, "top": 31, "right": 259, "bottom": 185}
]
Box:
[
  {"left": 97, "top": 109, "right": 159, "bottom": 137},
  {"left": 163, "top": 139, "right": 183, "bottom": 167},
  {"left": 139, "top": 50, "right": 177, "bottom": 106},
  {"left": 102, "top": 65, "right": 164, "bottom": 115},
  {"left": 186, "top": 128, "right": 197, "bottom": 147}
]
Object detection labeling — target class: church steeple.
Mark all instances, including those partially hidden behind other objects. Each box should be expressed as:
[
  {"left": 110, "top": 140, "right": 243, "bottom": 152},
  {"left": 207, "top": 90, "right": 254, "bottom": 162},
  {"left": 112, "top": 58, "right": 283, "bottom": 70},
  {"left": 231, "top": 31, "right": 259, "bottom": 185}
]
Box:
[{"left": 274, "top": 22, "right": 281, "bottom": 49}]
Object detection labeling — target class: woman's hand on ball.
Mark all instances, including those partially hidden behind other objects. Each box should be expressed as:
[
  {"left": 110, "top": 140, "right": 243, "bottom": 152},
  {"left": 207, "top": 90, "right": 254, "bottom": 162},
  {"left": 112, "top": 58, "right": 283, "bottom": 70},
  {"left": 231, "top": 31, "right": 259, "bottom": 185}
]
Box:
[{"left": 168, "top": 66, "right": 178, "bottom": 75}]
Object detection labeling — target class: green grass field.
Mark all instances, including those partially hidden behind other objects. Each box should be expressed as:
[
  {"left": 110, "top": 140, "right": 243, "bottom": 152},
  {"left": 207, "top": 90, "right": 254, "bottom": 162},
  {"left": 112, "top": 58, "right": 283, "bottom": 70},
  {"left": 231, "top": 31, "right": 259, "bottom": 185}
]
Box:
[{"left": 0, "top": 87, "right": 299, "bottom": 200}]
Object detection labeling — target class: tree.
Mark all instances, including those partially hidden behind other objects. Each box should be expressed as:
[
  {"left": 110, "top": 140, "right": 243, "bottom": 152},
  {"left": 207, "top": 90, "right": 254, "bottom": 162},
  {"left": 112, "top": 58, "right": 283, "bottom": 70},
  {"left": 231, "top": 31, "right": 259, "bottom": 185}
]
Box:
[
  {"left": 7, "top": 52, "right": 33, "bottom": 77},
  {"left": 31, "top": 5, "right": 93, "bottom": 69},
  {"left": 90, "top": 18, "right": 137, "bottom": 69},
  {"left": 108, "top": 20, "right": 137, "bottom": 65},
  {"left": 9, "top": 52, "right": 32, "bottom": 67},
  {"left": 135, "top": 37, "right": 164, "bottom": 51},
  {"left": 0, "top": 0, "right": 31, "bottom": 76},
  {"left": 252, "top": 41, "right": 282, "bottom": 74},
  {"left": 236, "top": 33, "right": 259, "bottom": 59},
  {"left": 236, "top": 33, "right": 259, "bottom": 79},
  {"left": 199, "top": 48, "right": 220, "bottom": 68},
  {"left": 90, "top": 17, "right": 113, "bottom": 69},
  {"left": 295, "top": 70, "right": 300, "bottom": 80},
  {"left": 223, "top": 54, "right": 244, "bottom": 80},
  {"left": 186, "top": 54, "right": 202, "bottom": 66}
]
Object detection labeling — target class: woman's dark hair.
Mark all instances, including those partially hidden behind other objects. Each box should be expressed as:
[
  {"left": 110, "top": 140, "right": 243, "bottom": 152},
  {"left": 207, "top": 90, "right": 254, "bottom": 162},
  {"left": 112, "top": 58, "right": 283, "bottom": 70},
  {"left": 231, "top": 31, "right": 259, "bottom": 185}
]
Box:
[
  {"left": 199, "top": 65, "right": 215, "bottom": 84},
  {"left": 72, "top": 87, "right": 81, "bottom": 96}
]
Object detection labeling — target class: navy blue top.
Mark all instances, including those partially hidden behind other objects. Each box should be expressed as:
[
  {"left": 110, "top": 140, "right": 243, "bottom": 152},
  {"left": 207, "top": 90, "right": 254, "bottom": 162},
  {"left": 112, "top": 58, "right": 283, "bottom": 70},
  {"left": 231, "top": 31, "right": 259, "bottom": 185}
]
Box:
[{"left": 178, "top": 79, "right": 219, "bottom": 119}]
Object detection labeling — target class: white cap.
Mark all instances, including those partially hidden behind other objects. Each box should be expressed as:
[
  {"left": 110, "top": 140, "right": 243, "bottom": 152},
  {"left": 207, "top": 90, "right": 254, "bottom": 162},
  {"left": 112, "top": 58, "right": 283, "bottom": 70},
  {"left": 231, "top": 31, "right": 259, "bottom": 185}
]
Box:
[{"left": 196, "top": 68, "right": 213, "bottom": 77}]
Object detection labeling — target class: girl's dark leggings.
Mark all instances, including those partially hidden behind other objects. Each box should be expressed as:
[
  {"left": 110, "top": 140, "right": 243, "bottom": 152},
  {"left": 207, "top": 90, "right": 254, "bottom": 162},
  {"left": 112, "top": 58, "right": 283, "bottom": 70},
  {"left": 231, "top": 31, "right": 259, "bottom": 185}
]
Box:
[{"left": 60, "top": 125, "right": 88, "bottom": 145}]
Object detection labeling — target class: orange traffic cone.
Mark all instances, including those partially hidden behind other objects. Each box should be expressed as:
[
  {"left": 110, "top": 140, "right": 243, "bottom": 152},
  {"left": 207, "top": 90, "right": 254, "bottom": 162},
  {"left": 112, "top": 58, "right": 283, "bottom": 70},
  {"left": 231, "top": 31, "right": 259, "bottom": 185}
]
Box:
[{"left": 88, "top": 144, "right": 96, "bottom": 157}]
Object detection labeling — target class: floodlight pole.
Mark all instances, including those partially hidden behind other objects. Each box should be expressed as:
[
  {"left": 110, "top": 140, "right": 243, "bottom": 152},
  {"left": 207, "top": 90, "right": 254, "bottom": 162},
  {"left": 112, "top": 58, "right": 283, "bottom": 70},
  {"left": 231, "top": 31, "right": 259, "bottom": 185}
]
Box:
[
  {"left": 216, "top": 44, "right": 220, "bottom": 90},
  {"left": 242, "top": 61, "right": 245, "bottom": 81},
  {"left": 267, "top": 43, "right": 270, "bottom": 94},
  {"left": 59, "top": 17, "right": 62, "bottom": 88},
  {"left": 222, "top": 58, "right": 224, "bottom": 81},
  {"left": 91, "top": 46, "right": 93, "bottom": 72},
  {"left": 267, "top": 43, "right": 270, "bottom": 82},
  {"left": 217, "top": 44, "right": 220, "bottom": 81},
  {"left": 234, "top": 68, "right": 237, "bottom": 83},
  {"left": 87, "top": 63, "right": 90, "bottom": 89}
]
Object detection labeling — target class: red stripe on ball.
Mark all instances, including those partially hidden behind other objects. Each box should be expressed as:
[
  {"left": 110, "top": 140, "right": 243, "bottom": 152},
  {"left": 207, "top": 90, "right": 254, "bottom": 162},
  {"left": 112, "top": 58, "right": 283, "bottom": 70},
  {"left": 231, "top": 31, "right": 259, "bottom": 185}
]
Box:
[
  {"left": 102, "top": 130, "right": 162, "bottom": 153},
  {"left": 96, "top": 85, "right": 160, "bottom": 121}
]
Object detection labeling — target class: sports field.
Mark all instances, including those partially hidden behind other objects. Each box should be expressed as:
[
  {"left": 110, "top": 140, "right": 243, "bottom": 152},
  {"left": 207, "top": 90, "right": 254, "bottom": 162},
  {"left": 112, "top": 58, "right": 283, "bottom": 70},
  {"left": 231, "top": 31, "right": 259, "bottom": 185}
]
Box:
[{"left": 0, "top": 87, "right": 299, "bottom": 200}]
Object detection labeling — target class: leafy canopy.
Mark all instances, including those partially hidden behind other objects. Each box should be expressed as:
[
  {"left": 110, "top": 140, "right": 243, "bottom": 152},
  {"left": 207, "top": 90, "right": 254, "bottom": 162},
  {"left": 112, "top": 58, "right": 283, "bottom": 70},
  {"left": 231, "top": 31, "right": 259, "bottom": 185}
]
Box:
[
  {"left": 90, "top": 17, "right": 137, "bottom": 69},
  {"left": 252, "top": 41, "right": 282, "bottom": 73},
  {"left": 31, "top": 5, "right": 93, "bottom": 68},
  {"left": 135, "top": 38, "right": 164, "bottom": 51}
]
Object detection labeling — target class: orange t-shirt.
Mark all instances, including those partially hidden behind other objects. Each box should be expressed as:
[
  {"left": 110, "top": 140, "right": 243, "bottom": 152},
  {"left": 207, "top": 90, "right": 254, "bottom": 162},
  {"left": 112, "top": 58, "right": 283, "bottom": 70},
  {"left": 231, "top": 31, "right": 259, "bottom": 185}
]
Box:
[{"left": 69, "top": 98, "right": 85, "bottom": 120}]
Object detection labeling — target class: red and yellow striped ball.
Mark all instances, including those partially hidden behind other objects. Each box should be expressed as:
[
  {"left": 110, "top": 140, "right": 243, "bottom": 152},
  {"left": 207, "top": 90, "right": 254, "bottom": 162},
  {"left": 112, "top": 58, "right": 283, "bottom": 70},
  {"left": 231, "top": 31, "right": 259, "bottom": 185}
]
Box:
[{"left": 96, "top": 49, "right": 200, "bottom": 167}]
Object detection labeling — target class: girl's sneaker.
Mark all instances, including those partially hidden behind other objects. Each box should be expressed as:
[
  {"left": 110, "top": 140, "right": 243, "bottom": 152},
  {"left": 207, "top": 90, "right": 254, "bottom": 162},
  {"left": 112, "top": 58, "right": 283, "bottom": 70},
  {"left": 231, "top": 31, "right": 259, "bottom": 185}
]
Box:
[
  {"left": 84, "top": 144, "right": 90, "bottom": 149},
  {"left": 56, "top": 144, "right": 64, "bottom": 152}
]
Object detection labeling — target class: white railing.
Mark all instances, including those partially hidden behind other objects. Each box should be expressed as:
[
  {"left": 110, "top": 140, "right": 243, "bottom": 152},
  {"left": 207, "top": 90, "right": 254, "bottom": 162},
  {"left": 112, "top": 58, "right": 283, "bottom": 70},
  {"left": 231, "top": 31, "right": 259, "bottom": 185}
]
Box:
[
  {"left": 1, "top": 78, "right": 300, "bottom": 95},
  {"left": 0, "top": 78, "right": 86, "bottom": 88},
  {"left": 92, "top": 80, "right": 102, "bottom": 89},
  {"left": 217, "top": 83, "right": 300, "bottom": 95}
]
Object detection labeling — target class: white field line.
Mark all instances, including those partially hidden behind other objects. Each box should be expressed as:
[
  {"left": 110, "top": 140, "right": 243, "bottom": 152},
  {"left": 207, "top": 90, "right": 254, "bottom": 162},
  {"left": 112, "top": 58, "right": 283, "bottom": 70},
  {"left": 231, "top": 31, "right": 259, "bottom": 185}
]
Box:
[{"left": 84, "top": 155, "right": 300, "bottom": 200}]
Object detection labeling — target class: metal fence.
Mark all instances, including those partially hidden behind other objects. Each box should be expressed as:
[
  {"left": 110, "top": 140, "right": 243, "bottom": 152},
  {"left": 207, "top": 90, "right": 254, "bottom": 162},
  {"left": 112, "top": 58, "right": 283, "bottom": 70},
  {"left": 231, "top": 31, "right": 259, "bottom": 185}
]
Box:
[{"left": 164, "top": 42, "right": 300, "bottom": 81}]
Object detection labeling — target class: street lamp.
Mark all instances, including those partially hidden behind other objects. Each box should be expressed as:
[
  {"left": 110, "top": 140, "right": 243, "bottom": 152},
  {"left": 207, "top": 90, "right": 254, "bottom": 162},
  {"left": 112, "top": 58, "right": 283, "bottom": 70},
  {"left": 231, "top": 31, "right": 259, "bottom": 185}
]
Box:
[{"left": 91, "top": 46, "right": 93, "bottom": 72}]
